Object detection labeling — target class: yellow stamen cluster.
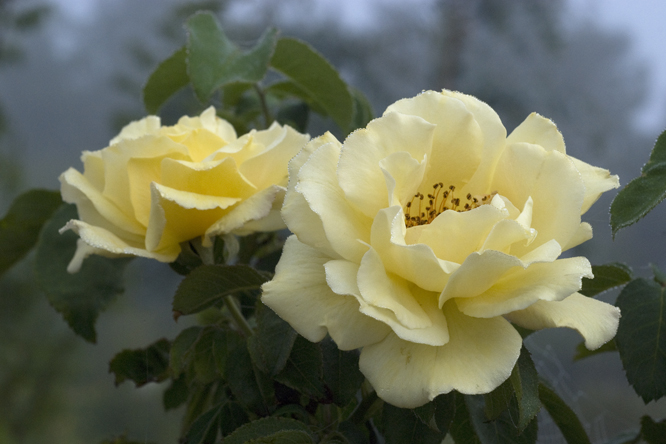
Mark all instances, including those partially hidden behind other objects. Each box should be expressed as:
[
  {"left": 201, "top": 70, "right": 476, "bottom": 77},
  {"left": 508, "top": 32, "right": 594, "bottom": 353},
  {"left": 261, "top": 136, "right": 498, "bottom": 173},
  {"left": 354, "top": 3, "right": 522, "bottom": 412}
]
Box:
[{"left": 404, "top": 183, "right": 496, "bottom": 227}]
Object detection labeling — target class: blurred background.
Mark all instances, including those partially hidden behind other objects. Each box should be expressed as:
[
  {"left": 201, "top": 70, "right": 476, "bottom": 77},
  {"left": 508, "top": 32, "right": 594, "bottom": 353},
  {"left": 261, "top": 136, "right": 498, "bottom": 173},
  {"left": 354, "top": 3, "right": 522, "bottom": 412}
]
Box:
[{"left": 1, "top": 0, "right": 665, "bottom": 442}]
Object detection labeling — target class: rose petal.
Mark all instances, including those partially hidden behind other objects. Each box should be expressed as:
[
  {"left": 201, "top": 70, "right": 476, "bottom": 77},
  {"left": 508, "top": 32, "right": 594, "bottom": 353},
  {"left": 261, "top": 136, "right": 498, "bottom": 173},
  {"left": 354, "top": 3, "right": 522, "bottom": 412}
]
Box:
[
  {"left": 110, "top": 115, "right": 161, "bottom": 145},
  {"left": 505, "top": 293, "right": 620, "bottom": 350},
  {"left": 506, "top": 112, "right": 566, "bottom": 153},
  {"left": 205, "top": 185, "right": 280, "bottom": 237},
  {"left": 359, "top": 301, "right": 521, "bottom": 408},
  {"left": 261, "top": 236, "right": 389, "bottom": 350},
  {"left": 570, "top": 157, "right": 620, "bottom": 215}
]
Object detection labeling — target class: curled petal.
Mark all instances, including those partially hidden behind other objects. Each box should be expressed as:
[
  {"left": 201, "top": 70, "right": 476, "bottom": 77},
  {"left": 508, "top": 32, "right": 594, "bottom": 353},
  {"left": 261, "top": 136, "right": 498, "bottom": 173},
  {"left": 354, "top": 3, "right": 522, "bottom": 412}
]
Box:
[
  {"left": 507, "top": 112, "right": 566, "bottom": 154},
  {"left": 570, "top": 157, "right": 620, "bottom": 215},
  {"left": 505, "top": 293, "right": 620, "bottom": 349}
]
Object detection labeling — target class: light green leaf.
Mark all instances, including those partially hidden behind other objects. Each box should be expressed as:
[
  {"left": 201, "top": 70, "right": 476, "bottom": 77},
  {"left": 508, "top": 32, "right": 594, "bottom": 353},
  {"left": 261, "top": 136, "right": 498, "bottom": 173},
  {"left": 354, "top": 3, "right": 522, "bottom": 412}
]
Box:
[
  {"left": 615, "top": 277, "right": 666, "bottom": 402},
  {"left": 580, "top": 263, "right": 633, "bottom": 297},
  {"left": 0, "top": 189, "right": 61, "bottom": 275},
  {"left": 34, "top": 204, "right": 131, "bottom": 343},
  {"left": 186, "top": 12, "right": 277, "bottom": 101},
  {"left": 172, "top": 264, "right": 269, "bottom": 316},
  {"left": 223, "top": 417, "right": 313, "bottom": 444},
  {"left": 538, "top": 383, "right": 591, "bottom": 444},
  {"left": 109, "top": 338, "right": 171, "bottom": 387},
  {"left": 611, "top": 129, "right": 666, "bottom": 236},
  {"left": 143, "top": 46, "right": 188, "bottom": 114},
  {"left": 270, "top": 38, "right": 353, "bottom": 132}
]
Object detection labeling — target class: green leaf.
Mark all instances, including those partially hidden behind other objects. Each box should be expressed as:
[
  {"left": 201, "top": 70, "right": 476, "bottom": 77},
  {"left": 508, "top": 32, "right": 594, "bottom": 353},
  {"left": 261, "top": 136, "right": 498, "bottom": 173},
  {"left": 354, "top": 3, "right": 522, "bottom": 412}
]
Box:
[
  {"left": 275, "top": 335, "right": 325, "bottom": 399},
  {"left": 276, "top": 101, "right": 310, "bottom": 133},
  {"left": 538, "top": 383, "right": 590, "bottom": 444},
  {"left": 184, "top": 402, "right": 224, "bottom": 444},
  {"left": 573, "top": 339, "right": 617, "bottom": 361},
  {"left": 193, "top": 327, "right": 228, "bottom": 384},
  {"left": 483, "top": 379, "right": 513, "bottom": 421},
  {"left": 270, "top": 38, "right": 353, "bottom": 132},
  {"left": 219, "top": 401, "right": 249, "bottom": 437},
  {"left": 163, "top": 374, "right": 189, "bottom": 410},
  {"left": 382, "top": 404, "right": 444, "bottom": 444},
  {"left": 248, "top": 303, "right": 298, "bottom": 376},
  {"left": 170, "top": 326, "right": 203, "bottom": 376},
  {"left": 615, "top": 277, "right": 666, "bottom": 402},
  {"left": 186, "top": 12, "right": 277, "bottom": 101},
  {"left": 143, "top": 46, "right": 188, "bottom": 114},
  {"left": 509, "top": 346, "right": 541, "bottom": 431},
  {"left": 580, "top": 263, "right": 633, "bottom": 297},
  {"left": 226, "top": 340, "right": 274, "bottom": 415},
  {"left": 100, "top": 434, "right": 156, "bottom": 444},
  {"left": 34, "top": 204, "right": 131, "bottom": 343},
  {"left": 349, "top": 87, "right": 374, "bottom": 132},
  {"left": 109, "top": 338, "right": 171, "bottom": 387},
  {"left": 639, "top": 415, "right": 666, "bottom": 444},
  {"left": 172, "top": 264, "right": 269, "bottom": 316},
  {"left": 223, "top": 417, "right": 313, "bottom": 444},
  {"left": 450, "top": 394, "right": 537, "bottom": 444},
  {"left": 246, "top": 430, "right": 314, "bottom": 444},
  {"left": 321, "top": 337, "right": 365, "bottom": 407},
  {"left": 611, "top": 129, "right": 666, "bottom": 235},
  {"left": 433, "top": 393, "right": 456, "bottom": 435},
  {"left": 0, "top": 189, "right": 61, "bottom": 275},
  {"left": 651, "top": 263, "right": 666, "bottom": 286}
]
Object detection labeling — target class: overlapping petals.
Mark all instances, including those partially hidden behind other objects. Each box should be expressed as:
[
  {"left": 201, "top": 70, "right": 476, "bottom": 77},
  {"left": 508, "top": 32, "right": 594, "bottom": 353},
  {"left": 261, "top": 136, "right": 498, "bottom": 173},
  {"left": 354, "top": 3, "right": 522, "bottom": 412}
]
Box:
[
  {"left": 262, "top": 89, "right": 621, "bottom": 408},
  {"left": 60, "top": 107, "right": 309, "bottom": 272}
]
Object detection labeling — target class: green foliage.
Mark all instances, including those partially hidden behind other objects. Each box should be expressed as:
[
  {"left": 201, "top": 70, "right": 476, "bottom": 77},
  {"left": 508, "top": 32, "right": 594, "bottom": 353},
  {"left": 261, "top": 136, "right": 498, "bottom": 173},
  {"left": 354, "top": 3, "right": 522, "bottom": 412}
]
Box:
[
  {"left": 100, "top": 434, "right": 156, "bottom": 444},
  {"left": 639, "top": 415, "right": 666, "bottom": 444},
  {"left": 573, "top": 339, "right": 617, "bottom": 361},
  {"left": 321, "top": 338, "right": 365, "bottom": 407},
  {"left": 615, "top": 276, "right": 666, "bottom": 402},
  {"left": 382, "top": 404, "right": 444, "bottom": 444},
  {"left": 33, "top": 204, "right": 131, "bottom": 342},
  {"left": 580, "top": 263, "right": 633, "bottom": 297},
  {"left": 538, "top": 383, "right": 591, "bottom": 444},
  {"left": 143, "top": 46, "right": 188, "bottom": 114},
  {"left": 248, "top": 303, "right": 298, "bottom": 376},
  {"left": 275, "top": 335, "right": 325, "bottom": 399},
  {"left": 222, "top": 417, "right": 314, "bottom": 444},
  {"left": 509, "top": 347, "right": 541, "bottom": 431},
  {"left": 109, "top": 339, "right": 171, "bottom": 387},
  {"left": 611, "top": 129, "right": 666, "bottom": 236},
  {"left": 0, "top": 189, "right": 61, "bottom": 275},
  {"left": 172, "top": 264, "right": 269, "bottom": 316}
]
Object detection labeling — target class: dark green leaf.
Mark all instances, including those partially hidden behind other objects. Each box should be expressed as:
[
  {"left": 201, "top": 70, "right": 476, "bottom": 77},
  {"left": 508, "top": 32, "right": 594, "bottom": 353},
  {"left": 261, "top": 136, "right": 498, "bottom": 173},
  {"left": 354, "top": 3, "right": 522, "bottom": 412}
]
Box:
[
  {"left": 34, "top": 204, "right": 131, "bottom": 342},
  {"left": 184, "top": 402, "right": 224, "bottom": 444},
  {"left": 483, "top": 379, "right": 513, "bottom": 421},
  {"left": 186, "top": 12, "right": 277, "bottom": 101},
  {"left": 275, "top": 335, "right": 325, "bottom": 399},
  {"left": 170, "top": 326, "right": 203, "bottom": 376},
  {"left": 615, "top": 278, "right": 666, "bottom": 402},
  {"left": 266, "top": 80, "right": 328, "bottom": 115},
  {"left": 276, "top": 101, "right": 310, "bottom": 133},
  {"left": 246, "top": 430, "right": 314, "bottom": 444},
  {"left": 573, "top": 339, "right": 617, "bottom": 361},
  {"left": 433, "top": 393, "right": 456, "bottom": 435},
  {"left": 109, "top": 338, "right": 170, "bottom": 387},
  {"left": 321, "top": 337, "right": 365, "bottom": 406},
  {"left": 226, "top": 340, "right": 274, "bottom": 415},
  {"left": 538, "top": 383, "right": 590, "bottom": 444},
  {"left": 640, "top": 415, "right": 666, "bottom": 444},
  {"left": 173, "top": 264, "right": 269, "bottom": 316},
  {"left": 143, "top": 46, "right": 189, "bottom": 114},
  {"left": 349, "top": 87, "right": 374, "bottom": 132},
  {"left": 580, "top": 263, "right": 633, "bottom": 297},
  {"left": 382, "top": 404, "right": 443, "bottom": 444},
  {"left": 163, "top": 374, "right": 189, "bottom": 410},
  {"left": 449, "top": 393, "right": 482, "bottom": 444},
  {"left": 100, "top": 434, "right": 156, "bottom": 444},
  {"left": 219, "top": 401, "right": 249, "bottom": 437},
  {"left": 248, "top": 303, "right": 298, "bottom": 376},
  {"left": 223, "top": 417, "right": 313, "bottom": 444},
  {"left": 611, "top": 130, "right": 666, "bottom": 235},
  {"left": 509, "top": 346, "right": 541, "bottom": 431},
  {"left": 270, "top": 38, "right": 353, "bottom": 132},
  {"left": 0, "top": 189, "right": 61, "bottom": 275},
  {"left": 413, "top": 401, "right": 437, "bottom": 428},
  {"left": 193, "top": 327, "right": 228, "bottom": 384}
]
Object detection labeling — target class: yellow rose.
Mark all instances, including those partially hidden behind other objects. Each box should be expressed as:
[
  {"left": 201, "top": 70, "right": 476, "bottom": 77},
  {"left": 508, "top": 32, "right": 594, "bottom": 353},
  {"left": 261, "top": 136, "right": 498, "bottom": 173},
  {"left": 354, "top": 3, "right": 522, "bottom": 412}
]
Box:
[
  {"left": 261, "top": 90, "right": 621, "bottom": 408},
  {"left": 60, "top": 107, "right": 309, "bottom": 272}
]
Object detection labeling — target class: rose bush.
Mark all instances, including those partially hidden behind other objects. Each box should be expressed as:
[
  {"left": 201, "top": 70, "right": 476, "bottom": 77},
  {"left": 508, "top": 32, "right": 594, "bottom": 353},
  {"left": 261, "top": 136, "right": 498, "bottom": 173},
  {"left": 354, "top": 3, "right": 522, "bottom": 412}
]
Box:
[
  {"left": 60, "top": 107, "right": 309, "bottom": 272},
  {"left": 262, "top": 90, "right": 621, "bottom": 408}
]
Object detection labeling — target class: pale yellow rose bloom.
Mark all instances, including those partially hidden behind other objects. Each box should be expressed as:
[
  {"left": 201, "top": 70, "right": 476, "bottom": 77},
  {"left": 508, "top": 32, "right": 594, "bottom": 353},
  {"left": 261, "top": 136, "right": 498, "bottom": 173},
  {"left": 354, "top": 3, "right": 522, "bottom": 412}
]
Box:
[
  {"left": 261, "top": 90, "right": 621, "bottom": 408},
  {"left": 60, "top": 107, "right": 309, "bottom": 272}
]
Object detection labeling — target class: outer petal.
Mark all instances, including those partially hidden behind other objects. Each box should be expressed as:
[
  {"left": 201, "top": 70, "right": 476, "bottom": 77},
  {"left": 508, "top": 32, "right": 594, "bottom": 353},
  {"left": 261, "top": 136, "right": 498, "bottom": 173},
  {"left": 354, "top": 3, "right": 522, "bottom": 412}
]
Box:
[
  {"left": 570, "top": 157, "right": 620, "bottom": 215},
  {"left": 455, "top": 257, "right": 592, "bottom": 318},
  {"left": 359, "top": 301, "right": 522, "bottom": 408},
  {"left": 296, "top": 140, "right": 372, "bottom": 263},
  {"left": 505, "top": 293, "right": 620, "bottom": 350},
  {"left": 337, "top": 112, "right": 436, "bottom": 218},
  {"left": 506, "top": 113, "right": 566, "bottom": 153},
  {"left": 110, "top": 115, "right": 161, "bottom": 144},
  {"left": 206, "top": 185, "right": 281, "bottom": 237},
  {"left": 261, "top": 236, "right": 389, "bottom": 350}
]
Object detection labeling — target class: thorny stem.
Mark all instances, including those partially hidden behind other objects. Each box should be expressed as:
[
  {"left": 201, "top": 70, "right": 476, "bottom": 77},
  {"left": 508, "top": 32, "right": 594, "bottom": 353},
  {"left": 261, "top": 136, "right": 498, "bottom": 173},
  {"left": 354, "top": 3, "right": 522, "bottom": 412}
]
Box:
[{"left": 254, "top": 83, "right": 272, "bottom": 128}]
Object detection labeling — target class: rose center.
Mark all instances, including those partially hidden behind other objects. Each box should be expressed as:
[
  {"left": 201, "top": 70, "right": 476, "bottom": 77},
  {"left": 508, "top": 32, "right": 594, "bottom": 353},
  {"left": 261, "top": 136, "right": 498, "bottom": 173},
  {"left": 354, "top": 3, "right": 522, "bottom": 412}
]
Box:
[{"left": 404, "top": 183, "right": 496, "bottom": 227}]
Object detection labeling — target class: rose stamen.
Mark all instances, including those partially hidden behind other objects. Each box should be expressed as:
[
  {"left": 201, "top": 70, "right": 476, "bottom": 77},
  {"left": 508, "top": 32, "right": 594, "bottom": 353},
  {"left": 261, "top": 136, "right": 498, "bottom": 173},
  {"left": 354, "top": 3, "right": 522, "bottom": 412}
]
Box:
[{"left": 405, "top": 183, "right": 496, "bottom": 227}]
